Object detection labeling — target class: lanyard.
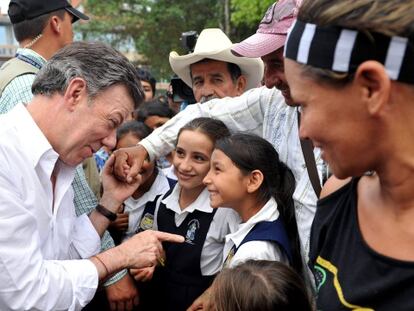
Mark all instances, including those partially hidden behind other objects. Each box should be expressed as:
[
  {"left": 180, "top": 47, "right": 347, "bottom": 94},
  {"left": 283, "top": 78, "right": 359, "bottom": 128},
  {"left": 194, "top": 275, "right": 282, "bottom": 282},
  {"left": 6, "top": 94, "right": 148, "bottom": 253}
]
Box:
[{"left": 16, "top": 53, "right": 43, "bottom": 70}]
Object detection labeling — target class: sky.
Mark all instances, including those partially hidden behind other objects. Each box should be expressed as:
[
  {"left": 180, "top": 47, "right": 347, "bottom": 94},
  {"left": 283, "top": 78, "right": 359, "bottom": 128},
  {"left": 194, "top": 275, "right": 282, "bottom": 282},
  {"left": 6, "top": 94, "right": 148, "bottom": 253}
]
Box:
[{"left": 0, "top": 0, "right": 8, "bottom": 14}]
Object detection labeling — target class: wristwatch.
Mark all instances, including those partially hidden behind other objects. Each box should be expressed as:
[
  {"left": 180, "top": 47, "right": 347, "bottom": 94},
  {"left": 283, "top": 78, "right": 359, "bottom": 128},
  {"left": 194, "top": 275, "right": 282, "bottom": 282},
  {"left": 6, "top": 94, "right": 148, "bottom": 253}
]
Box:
[{"left": 95, "top": 204, "right": 117, "bottom": 221}]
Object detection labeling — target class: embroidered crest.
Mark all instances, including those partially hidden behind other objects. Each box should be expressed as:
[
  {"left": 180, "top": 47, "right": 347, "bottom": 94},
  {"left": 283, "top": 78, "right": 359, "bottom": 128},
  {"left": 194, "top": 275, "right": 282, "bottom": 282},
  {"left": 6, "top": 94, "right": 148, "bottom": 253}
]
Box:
[
  {"left": 185, "top": 219, "right": 200, "bottom": 244},
  {"left": 138, "top": 213, "right": 154, "bottom": 232}
]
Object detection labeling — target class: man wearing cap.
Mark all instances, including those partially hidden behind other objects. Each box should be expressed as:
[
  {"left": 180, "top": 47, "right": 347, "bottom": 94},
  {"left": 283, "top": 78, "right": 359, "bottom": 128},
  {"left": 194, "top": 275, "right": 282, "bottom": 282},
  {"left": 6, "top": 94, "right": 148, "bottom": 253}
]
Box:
[
  {"left": 169, "top": 28, "right": 263, "bottom": 103},
  {"left": 0, "top": 1, "right": 140, "bottom": 310},
  {"left": 114, "top": 0, "right": 322, "bottom": 293}
]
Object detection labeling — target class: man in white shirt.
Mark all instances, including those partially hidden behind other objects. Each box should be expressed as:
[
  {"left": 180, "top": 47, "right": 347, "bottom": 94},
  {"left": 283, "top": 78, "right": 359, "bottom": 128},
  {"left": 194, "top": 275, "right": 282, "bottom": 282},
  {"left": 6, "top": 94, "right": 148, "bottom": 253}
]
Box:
[
  {"left": 113, "top": 0, "right": 321, "bottom": 264},
  {"left": 0, "top": 41, "right": 183, "bottom": 311}
]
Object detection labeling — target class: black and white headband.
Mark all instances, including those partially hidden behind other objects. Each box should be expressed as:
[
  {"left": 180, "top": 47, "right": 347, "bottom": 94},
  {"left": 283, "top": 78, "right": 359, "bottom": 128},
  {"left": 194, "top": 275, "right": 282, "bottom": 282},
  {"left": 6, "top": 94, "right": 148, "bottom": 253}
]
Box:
[{"left": 284, "top": 19, "right": 414, "bottom": 84}]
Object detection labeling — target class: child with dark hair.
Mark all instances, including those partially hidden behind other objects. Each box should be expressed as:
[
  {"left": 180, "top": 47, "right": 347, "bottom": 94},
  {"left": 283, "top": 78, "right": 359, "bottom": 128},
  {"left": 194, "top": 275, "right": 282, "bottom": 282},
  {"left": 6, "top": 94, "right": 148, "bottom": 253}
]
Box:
[
  {"left": 136, "top": 67, "right": 156, "bottom": 102},
  {"left": 136, "top": 117, "right": 240, "bottom": 311},
  {"left": 204, "top": 133, "right": 303, "bottom": 275},
  {"left": 211, "top": 260, "right": 313, "bottom": 311},
  {"left": 109, "top": 121, "right": 176, "bottom": 244},
  {"left": 135, "top": 99, "right": 177, "bottom": 175},
  {"left": 135, "top": 98, "right": 176, "bottom": 129}
]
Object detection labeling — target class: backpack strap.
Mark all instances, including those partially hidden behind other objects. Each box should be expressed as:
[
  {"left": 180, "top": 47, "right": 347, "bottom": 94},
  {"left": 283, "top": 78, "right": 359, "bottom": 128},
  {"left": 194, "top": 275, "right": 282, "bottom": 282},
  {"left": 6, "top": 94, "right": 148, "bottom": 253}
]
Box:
[
  {"left": 297, "top": 109, "right": 322, "bottom": 197},
  {"left": 0, "top": 57, "right": 39, "bottom": 98}
]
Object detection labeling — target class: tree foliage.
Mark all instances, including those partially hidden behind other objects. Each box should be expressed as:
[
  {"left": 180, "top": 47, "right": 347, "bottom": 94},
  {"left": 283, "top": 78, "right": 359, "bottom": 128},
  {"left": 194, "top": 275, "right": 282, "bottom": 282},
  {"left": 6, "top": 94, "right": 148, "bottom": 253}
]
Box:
[
  {"left": 78, "top": 0, "right": 273, "bottom": 79},
  {"left": 231, "top": 0, "right": 275, "bottom": 28}
]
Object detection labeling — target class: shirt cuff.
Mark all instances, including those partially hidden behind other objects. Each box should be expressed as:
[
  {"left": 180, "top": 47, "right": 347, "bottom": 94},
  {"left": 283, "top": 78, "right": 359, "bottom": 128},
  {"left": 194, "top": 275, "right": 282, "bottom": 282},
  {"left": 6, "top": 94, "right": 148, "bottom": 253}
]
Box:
[
  {"left": 72, "top": 214, "right": 101, "bottom": 258},
  {"left": 103, "top": 269, "right": 128, "bottom": 287}
]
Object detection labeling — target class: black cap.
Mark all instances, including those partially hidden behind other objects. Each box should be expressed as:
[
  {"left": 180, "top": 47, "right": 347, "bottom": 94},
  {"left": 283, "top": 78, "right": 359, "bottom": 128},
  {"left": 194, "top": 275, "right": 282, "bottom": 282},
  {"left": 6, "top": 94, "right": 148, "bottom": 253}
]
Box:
[{"left": 8, "top": 0, "right": 89, "bottom": 24}]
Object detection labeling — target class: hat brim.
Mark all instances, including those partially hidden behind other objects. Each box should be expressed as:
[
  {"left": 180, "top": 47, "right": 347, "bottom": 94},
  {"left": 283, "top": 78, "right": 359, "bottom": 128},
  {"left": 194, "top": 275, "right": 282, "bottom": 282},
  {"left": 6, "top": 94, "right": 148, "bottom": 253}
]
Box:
[
  {"left": 169, "top": 48, "right": 263, "bottom": 91},
  {"left": 231, "top": 33, "right": 286, "bottom": 58},
  {"left": 65, "top": 7, "right": 89, "bottom": 22}
]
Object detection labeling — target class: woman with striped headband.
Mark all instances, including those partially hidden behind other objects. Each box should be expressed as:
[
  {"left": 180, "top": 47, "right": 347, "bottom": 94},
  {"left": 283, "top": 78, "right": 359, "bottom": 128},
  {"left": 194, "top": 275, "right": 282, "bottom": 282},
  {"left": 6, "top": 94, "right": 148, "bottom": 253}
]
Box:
[{"left": 284, "top": 0, "right": 414, "bottom": 310}]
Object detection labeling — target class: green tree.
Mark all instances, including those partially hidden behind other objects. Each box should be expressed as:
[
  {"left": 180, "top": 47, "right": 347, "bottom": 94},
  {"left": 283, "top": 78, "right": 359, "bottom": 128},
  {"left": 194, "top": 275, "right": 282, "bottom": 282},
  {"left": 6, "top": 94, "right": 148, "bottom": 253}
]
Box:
[{"left": 77, "top": 0, "right": 274, "bottom": 79}]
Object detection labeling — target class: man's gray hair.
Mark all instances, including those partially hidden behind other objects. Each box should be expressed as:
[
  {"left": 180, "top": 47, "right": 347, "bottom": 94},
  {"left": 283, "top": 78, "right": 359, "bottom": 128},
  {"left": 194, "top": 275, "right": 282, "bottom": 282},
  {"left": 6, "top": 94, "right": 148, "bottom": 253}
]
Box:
[{"left": 32, "top": 41, "right": 144, "bottom": 106}]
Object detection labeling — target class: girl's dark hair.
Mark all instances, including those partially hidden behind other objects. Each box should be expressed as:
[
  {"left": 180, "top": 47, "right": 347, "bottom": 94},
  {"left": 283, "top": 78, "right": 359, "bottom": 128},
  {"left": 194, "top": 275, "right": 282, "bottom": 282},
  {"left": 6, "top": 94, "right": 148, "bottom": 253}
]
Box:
[
  {"left": 211, "top": 260, "right": 313, "bottom": 311},
  {"left": 215, "top": 133, "right": 303, "bottom": 276},
  {"left": 177, "top": 117, "right": 231, "bottom": 146},
  {"left": 134, "top": 99, "right": 175, "bottom": 122},
  {"left": 116, "top": 121, "right": 152, "bottom": 143}
]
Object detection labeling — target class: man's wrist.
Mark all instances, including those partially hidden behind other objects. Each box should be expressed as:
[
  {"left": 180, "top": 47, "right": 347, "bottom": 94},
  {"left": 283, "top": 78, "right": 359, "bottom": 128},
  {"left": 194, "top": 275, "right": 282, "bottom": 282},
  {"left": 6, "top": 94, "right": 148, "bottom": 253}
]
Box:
[{"left": 96, "top": 204, "right": 117, "bottom": 221}]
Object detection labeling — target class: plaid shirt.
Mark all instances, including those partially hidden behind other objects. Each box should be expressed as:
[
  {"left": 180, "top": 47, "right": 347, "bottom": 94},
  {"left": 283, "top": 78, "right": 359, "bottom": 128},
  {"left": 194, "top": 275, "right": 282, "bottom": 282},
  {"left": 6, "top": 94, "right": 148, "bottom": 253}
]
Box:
[{"left": 0, "top": 48, "right": 125, "bottom": 285}]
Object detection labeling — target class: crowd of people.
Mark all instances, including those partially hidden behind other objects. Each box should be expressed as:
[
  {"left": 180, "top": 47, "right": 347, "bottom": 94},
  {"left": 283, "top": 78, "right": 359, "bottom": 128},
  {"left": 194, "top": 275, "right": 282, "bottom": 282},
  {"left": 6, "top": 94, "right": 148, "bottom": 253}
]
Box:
[{"left": 0, "top": 0, "right": 413, "bottom": 310}]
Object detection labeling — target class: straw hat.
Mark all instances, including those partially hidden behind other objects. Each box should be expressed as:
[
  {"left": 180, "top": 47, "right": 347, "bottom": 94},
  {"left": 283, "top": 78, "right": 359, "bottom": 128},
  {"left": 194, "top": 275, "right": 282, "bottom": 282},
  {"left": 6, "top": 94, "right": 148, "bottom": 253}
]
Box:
[{"left": 169, "top": 28, "right": 263, "bottom": 90}]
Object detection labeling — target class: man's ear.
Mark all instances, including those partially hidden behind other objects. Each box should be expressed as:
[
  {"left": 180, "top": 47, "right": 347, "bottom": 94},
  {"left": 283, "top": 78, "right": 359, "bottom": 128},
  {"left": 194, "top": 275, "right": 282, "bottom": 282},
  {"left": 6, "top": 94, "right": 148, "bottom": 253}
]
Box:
[
  {"left": 63, "top": 78, "right": 87, "bottom": 111},
  {"left": 49, "top": 15, "right": 62, "bottom": 35},
  {"left": 246, "top": 169, "right": 264, "bottom": 194},
  {"left": 354, "top": 61, "right": 391, "bottom": 116},
  {"left": 236, "top": 75, "right": 247, "bottom": 95}
]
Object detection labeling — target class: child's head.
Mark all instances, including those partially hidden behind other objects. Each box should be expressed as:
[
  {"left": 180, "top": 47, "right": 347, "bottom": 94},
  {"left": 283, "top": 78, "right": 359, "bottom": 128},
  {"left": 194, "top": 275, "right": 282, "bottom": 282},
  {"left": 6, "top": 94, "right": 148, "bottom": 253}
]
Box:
[
  {"left": 204, "top": 133, "right": 295, "bottom": 208},
  {"left": 174, "top": 117, "right": 230, "bottom": 192},
  {"left": 211, "top": 260, "right": 313, "bottom": 311},
  {"left": 204, "top": 133, "right": 303, "bottom": 276},
  {"left": 116, "top": 121, "right": 155, "bottom": 186},
  {"left": 134, "top": 99, "right": 175, "bottom": 129}
]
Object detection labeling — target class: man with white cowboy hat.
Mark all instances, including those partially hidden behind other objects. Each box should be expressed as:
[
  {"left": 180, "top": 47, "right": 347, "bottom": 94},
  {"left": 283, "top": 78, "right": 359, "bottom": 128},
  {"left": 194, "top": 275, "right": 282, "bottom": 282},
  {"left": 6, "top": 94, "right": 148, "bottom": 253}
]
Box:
[{"left": 169, "top": 28, "right": 263, "bottom": 103}]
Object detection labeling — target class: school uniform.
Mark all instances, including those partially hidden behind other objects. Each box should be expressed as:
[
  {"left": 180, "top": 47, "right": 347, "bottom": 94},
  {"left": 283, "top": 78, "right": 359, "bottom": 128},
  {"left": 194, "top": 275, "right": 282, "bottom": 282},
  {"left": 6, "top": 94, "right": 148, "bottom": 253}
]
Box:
[
  {"left": 223, "top": 197, "right": 291, "bottom": 268},
  {"left": 147, "top": 185, "right": 239, "bottom": 311},
  {"left": 122, "top": 170, "right": 173, "bottom": 240}
]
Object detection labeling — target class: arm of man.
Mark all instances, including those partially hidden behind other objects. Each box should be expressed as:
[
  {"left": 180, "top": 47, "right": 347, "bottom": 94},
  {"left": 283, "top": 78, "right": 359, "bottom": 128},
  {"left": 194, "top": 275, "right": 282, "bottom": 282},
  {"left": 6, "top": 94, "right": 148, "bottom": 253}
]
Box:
[
  {"left": 114, "top": 86, "right": 276, "bottom": 181},
  {"left": 73, "top": 163, "right": 138, "bottom": 310}
]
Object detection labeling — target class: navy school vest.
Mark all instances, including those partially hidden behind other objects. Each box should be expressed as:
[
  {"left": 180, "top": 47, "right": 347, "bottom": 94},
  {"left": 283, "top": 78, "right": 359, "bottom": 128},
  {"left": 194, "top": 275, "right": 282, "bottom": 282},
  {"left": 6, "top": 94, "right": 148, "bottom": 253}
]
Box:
[
  {"left": 142, "top": 187, "right": 217, "bottom": 311},
  {"left": 224, "top": 218, "right": 293, "bottom": 266}
]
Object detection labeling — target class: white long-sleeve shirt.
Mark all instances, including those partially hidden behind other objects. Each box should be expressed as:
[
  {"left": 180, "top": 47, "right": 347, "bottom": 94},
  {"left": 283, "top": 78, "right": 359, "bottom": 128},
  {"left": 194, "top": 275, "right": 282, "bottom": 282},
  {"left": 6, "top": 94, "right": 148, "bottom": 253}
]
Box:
[
  {"left": 139, "top": 86, "right": 324, "bottom": 260},
  {"left": 0, "top": 104, "right": 100, "bottom": 310}
]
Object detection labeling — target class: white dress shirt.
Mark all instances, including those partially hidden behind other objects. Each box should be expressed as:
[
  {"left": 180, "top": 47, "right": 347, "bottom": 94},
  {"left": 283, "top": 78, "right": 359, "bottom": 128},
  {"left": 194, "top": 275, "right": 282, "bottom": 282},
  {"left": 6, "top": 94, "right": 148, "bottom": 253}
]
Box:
[
  {"left": 123, "top": 170, "right": 171, "bottom": 240},
  {"left": 154, "top": 185, "right": 240, "bottom": 275},
  {"left": 0, "top": 104, "right": 100, "bottom": 310},
  {"left": 223, "top": 198, "right": 289, "bottom": 268},
  {"left": 139, "top": 86, "right": 324, "bottom": 262}
]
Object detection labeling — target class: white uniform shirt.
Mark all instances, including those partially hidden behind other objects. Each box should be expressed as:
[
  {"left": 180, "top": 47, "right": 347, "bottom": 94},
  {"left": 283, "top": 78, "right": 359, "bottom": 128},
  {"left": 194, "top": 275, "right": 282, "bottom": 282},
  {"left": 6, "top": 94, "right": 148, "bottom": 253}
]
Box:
[
  {"left": 154, "top": 185, "right": 240, "bottom": 275},
  {"left": 0, "top": 104, "right": 100, "bottom": 310},
  {"left": 140, "top": 86, "right": 324, "bottom": 261},
  {"left": 123, "top": 170, "right": 171, "bottom": 239},
  {"left": 223, "top": 198, "right": 289, "bottom": 268}
]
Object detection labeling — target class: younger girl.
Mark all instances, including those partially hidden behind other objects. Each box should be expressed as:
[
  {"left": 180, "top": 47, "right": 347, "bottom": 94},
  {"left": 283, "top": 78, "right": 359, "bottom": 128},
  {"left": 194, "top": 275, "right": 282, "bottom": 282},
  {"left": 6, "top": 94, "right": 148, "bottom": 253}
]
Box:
[
  {"left": 203, "top": 133, "right": 304, "bottom": 275},
  {"left": 142, "top": 117, "right": 238, "bottom": 311},
  {"left": 109, "top": 121, "right": 175, "bottom": 244},
  {"left": 211, "top": 260, "right": 313, "bottom": 311}
]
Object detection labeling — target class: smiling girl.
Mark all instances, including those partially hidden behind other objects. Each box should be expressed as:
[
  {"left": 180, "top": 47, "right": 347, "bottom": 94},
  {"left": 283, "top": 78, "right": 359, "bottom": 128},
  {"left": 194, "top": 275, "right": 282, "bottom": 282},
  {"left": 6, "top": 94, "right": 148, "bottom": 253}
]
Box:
[
  {"left": 140, "top": 117, "right": 238, "bottom": 311},
  {"left": 204, "top": 133, "right": 304, "bottom": 276}
]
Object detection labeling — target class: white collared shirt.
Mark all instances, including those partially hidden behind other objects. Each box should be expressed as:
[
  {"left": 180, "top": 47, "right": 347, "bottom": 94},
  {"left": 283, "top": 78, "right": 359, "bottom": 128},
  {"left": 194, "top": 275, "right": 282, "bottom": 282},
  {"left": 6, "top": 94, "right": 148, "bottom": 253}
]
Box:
[
  {"left": 0, "top": 104, "right": 100, "bottom": 310},
  {"left": 154, "top": 185, "right": 240, "bottom": 275},
  {"left": 140, "top": 86, "right": 324, "bottom": 262},
  {"left": 123, "top": 170, "right": 171, "bottom": 239},
  {"left": 223, "top": 198, "right": 288, "bottom": 268}
]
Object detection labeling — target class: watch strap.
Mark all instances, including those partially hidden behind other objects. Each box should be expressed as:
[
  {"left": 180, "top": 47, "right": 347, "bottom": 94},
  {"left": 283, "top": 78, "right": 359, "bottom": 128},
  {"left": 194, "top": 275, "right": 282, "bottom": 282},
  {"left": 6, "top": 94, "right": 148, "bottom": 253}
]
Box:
[{"left": 96, "top": 204, "right": 117, "bottom": 221}]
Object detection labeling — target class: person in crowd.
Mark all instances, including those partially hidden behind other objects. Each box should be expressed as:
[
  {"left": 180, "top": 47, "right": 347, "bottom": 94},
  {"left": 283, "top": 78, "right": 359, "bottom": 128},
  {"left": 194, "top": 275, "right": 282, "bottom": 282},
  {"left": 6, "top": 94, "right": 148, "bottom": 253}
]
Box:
[
  {"left": 210, "top": 260, "right": 313, "bottom": 311},
  {"left": 0, "top": 1, "right": 138, "bottom": 309},
  {"left": 169, "top": 28, "right": 264, "bottom": 103},
  {"left": 135, "top": 98, "right": 176, "bottom": 130},
  {"left": 136, "top": 67, "right": 157, "bottom": 102},
  {"left": 0, "top": 41, "right": 183, "bottom": 311},
  {"left": 190, "top": 133, "right": 304, "bottom": 310},
  {"left": 113, "top": 0, "right": 323, "bottom": 269},
  {"left": 204, "top": 133, "right": 302, "bottom": 273},
  {"left": 109, "top": 121, "right": 176, "bottom": 244},
  {"left": 135, "top": 118, "right": 239, "bottom": 311},
  {"left": 283, "top": 0, "right": 414, "bottom": 309}
]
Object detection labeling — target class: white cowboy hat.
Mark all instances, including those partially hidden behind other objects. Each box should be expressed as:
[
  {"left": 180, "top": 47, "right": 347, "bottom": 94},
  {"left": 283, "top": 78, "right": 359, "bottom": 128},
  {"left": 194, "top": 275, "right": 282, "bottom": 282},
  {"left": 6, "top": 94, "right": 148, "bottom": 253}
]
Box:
[{"left": 169, "top": 28, "right": 264, "bottom": 91}]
